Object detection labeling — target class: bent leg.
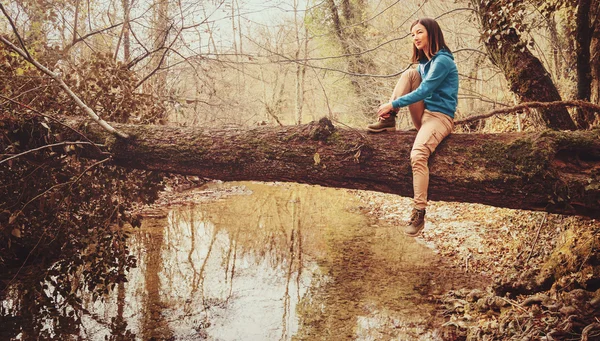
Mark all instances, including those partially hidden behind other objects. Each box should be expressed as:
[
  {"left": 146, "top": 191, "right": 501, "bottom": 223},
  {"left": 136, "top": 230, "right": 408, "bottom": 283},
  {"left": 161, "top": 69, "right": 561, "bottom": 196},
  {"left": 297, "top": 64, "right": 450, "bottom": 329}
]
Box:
[{"left": 390, "top": 68, "right": 425, "bottom": 130}]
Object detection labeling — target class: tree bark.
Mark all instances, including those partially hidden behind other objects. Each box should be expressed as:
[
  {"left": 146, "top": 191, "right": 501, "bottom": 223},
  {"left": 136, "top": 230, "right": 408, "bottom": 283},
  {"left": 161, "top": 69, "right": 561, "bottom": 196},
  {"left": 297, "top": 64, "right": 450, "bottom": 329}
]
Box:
[
  {"left": 574, "top": 0, "right": 594, "bottom": 128},
  {"left": 472, "top": 0, "right": 577, "bottom": 131},
  {"left": 590, "top": 0, "right": 600, "bottom": 106},
  {"left": 67, "top": 118, "right": 600, "bottom": 218},
  {"left": 576, "top": 0, "right": 592, "bottom": 102},
  {"left": 325, "top": 0, "right": 378, "bottom": 111},
  {"left": 121, "top": 0, "right": 131, "bottom": 62}
]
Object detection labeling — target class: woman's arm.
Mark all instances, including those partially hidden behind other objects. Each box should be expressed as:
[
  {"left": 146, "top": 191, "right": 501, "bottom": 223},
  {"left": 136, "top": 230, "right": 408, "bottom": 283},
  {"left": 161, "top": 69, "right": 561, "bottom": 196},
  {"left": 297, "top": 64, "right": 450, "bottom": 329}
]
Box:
[{"left": 391, "top": 55, "right": 453, "bottom": 109}]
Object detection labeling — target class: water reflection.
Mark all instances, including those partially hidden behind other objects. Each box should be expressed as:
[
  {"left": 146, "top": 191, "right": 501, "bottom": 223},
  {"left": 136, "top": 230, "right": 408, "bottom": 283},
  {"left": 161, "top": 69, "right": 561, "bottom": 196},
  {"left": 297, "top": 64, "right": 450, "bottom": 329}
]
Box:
[{"left": 2, "top": 182, "right": 471, "bottom": 340}]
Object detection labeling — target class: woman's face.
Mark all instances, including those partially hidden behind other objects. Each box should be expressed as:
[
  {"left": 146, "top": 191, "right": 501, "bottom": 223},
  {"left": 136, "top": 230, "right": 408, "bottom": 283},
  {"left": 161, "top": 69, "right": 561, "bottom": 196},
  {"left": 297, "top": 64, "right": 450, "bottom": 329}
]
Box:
[{"left": 411, "top": 23, "right": 429, "bottom": 52}]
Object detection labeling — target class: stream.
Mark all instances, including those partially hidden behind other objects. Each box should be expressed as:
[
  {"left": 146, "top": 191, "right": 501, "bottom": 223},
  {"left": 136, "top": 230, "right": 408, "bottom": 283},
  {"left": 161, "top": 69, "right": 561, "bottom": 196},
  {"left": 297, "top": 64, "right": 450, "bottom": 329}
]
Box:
[{"left": 2, "top": 182, "right": 480, "bottom": 340}]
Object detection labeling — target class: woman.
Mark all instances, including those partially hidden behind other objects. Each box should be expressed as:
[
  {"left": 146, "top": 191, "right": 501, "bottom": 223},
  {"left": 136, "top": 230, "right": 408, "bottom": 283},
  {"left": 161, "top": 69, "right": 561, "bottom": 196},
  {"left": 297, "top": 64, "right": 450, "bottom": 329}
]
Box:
[{"left": 367, "top": 18, "right": 458, "bottom": 237}]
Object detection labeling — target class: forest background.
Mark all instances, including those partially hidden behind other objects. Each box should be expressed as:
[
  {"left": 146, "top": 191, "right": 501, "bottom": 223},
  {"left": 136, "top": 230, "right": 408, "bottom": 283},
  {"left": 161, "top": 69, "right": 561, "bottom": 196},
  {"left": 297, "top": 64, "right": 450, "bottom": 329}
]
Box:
[{"left": 1, "top": 0, "right": 599, "bottom": 339}]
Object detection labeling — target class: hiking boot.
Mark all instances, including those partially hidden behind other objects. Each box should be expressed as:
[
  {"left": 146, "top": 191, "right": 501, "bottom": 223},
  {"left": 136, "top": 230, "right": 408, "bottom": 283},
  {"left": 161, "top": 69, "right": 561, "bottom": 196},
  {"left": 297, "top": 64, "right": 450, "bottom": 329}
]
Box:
[
  {"left": 404, "top": 208, "right": 426, "bottom": 236},
  {"left": 367, "top": 114, "right": 396, "bottom": 133}
]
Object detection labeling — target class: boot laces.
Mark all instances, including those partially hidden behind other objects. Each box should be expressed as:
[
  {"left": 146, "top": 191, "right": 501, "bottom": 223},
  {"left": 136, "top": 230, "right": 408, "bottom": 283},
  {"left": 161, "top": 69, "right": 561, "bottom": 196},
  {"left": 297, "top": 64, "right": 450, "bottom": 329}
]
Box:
[{"left": 410, "top": 209, "right": 425, "bottom": 224}]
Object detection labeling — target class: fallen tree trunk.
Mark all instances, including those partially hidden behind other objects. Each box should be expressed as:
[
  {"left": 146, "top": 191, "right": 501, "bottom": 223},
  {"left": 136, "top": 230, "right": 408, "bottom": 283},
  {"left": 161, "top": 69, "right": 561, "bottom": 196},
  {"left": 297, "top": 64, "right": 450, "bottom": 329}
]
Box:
[{"left": 69, "top": 118, "right": 600, "bottom": 218}]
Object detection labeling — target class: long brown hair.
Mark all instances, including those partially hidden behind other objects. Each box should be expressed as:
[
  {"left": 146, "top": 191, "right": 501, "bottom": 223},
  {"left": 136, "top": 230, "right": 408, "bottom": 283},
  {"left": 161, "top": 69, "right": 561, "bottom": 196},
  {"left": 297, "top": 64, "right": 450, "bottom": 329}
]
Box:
[{"left": 410, "top": 18, "right": 450, "bottom": 63}]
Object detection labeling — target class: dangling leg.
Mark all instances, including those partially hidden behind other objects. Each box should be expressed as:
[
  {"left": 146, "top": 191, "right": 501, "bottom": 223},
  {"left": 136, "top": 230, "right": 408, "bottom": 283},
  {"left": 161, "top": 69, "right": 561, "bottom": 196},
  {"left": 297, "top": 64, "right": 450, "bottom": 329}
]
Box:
[{"left": 405, "top": 111, "right": 454, "bottom": 236}]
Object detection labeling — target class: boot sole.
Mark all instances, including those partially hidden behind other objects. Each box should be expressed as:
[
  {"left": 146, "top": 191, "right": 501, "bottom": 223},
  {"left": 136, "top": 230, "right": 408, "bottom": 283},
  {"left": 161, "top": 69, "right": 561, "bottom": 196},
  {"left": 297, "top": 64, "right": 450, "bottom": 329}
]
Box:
[
  {"left": 404, "top": 224, "right": 424, "bottom": 237},
  {"left": 367, "top": 127, "right": 396, "bottom": 133}
]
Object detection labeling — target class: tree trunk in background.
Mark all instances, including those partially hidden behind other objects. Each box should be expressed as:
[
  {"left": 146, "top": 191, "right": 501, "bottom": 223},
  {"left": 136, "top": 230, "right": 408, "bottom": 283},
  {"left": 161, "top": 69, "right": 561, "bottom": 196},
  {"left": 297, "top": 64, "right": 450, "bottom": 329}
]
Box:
[
  {"left": 472, "top": 0, "right": 576, "bottom": 131},
  {"left": 547, "top": 15, "right": 563, "bottom": 81},
  {"left": 326, "top": 0, "right": 354, "bottom": 78},
  {"left": 326, "top": 0, "right": 378, "bottom": 111},
  {"left": 121, "top": 0, "right": 131, "bottom": 62},
  {"left": 590, "top": 0, "right": 600, "bottom": 106},
  {"left": 293, "top": 0, "right": 306, "bottom": 125},
  {"left": 72, "top": 0, "right": 80, "bottom": 46},
  {"left": 574, "top": 0, "right": 594, "bottom": 128},
  {"left": 145, "top": 0, "right": 169, "bottom": 97},
  {"left": 58, "top": 117, "right": 600, "bottom": 218}
]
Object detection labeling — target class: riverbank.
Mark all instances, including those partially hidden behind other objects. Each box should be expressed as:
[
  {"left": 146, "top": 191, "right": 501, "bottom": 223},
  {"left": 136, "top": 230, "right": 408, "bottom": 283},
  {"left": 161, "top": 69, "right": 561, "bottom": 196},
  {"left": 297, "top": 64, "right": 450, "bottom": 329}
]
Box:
[{"left": 354, "top": 189, "right": 600, "bottom": 340}]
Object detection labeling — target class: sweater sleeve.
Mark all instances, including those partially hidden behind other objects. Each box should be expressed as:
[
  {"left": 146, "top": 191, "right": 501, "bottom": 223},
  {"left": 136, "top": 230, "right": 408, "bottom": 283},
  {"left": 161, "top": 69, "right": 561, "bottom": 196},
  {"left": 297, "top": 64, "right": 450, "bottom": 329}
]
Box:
[{"left": 391, "top": 56, "right": 452, "bottom": 109}]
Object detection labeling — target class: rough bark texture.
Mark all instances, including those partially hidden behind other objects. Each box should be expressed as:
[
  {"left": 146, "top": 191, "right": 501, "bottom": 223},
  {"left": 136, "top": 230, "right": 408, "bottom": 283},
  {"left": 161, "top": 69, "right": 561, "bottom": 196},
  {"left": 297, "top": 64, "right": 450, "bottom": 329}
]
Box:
[
  {"left": 591, "top": 0, "right": 600, "bottom": 106},
  {"left": 576, "top": 0, "right": 592, "bottom": 102},
  {"left": 473, "top": 0, "right": 577, "bottom": 131},
  {"left": 69, "top": 118, "right": 600, "bottom": 218},
  {"left": 575, "top": 0, "right": 595, "bottom": 128},
  {"left": 326, "top": 0, "right": 379, "bottom": 111}
]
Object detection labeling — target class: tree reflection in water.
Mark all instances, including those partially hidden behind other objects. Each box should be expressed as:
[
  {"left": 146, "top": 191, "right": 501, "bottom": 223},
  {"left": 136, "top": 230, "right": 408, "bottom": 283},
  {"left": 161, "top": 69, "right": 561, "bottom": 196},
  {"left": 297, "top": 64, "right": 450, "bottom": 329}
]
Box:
[{"left": 2, "top": 182, "right": 472, "bottom": 340}]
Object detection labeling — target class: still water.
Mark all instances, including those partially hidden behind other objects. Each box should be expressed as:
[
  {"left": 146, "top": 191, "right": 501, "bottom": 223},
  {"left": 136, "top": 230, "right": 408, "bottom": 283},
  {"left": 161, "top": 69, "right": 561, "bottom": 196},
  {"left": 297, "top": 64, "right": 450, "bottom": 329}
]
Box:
[{"left": 4, "top": 182, "right": 472, "bottom": 340}]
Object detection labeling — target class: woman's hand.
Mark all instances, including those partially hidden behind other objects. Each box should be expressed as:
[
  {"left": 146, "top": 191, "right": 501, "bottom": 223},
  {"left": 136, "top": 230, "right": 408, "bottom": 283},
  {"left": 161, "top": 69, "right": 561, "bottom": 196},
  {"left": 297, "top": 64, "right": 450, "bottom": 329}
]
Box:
[{"left": 377, "top": 102, "right": 394, "bottom": 120}]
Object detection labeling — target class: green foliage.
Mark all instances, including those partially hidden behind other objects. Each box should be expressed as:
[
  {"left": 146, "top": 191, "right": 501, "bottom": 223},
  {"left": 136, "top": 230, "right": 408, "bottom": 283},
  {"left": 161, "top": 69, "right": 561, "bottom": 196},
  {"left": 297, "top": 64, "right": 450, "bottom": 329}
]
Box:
[{"left": 476, "top": 0, "right": 529, "bottom": 48}]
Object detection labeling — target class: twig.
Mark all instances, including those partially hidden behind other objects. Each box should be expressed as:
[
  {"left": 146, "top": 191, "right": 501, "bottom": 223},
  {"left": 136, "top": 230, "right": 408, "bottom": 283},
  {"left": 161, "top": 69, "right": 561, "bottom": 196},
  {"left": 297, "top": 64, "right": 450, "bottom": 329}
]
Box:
[
  {"left": 582, "top": 323, "right": 600, "bottom": 341},
  {"left": 0, "top": 3, "right": 32, "bottom": 60},
  {"left": 331, "top": 118, "right": 369, "bottom": 141},
  {"left": 311, "top": 68, "right": 334, "bottom": 120},
  {"left": 455, "top": 100, "right": 600, "bottom": 126},
  {"left": 526, "top": 213, "right": 548, "bottom": 264},
  {"left": 134, "top": 24, "right": 177, "bottom": 89},
  {"left": 500, "top": 297, "right": 529, "bottom": 314},
  {"left": 0, "top": 141, "right": 100, "bottom": 166},
  {"left": 66, "top": 22, "right": 124, "bottom": 51},
  {"left": 69, "top": 158, "right": 111, "bottom": 188}
]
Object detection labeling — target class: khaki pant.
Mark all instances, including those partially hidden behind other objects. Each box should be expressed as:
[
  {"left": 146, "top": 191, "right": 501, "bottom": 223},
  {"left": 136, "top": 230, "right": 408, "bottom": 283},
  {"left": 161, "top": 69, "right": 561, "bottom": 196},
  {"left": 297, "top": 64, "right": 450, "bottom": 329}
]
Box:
[{"left": 391, "top": 69, "right": 454, "bottom": 209}]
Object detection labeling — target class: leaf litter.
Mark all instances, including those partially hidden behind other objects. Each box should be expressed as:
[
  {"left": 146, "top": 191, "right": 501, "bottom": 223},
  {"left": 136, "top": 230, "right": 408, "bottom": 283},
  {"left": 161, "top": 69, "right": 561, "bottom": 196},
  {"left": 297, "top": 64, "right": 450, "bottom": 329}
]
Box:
[{"left": 353, "top": 189, "right": 600, "bottom": 341}]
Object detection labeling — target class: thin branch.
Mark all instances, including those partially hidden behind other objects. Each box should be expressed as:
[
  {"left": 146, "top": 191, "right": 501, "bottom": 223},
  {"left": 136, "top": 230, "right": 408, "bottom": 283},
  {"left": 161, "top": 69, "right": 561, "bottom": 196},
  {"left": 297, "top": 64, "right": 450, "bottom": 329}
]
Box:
[
  {"left": 126, "top": 29, "right": 152, "bottom": 68},
  {"left": 134, "top": 47, "right": 170, "bottom": 89},
  {"left": 127, "top": 23, "right": 174, "bottom": 70},
  {"left": 135, "top": 24, "right": 180, "bottom": 89},
  {"left": 0, "top": 3, "right": 32, "bottom": 60},
  {"left": 245, "top": 33, "right": 413, "bottom": 78},
  {"left": 69, "top": 157, "right": 111, "bottom": 188},
  {"left": 65, "top": 22, "right": 124, "bottom": 51},
  {"left": 453, "top": 48, "right": 488, "bottom": 57},
  {"left": 526, "top": 213, "right": 547, "bottom": 264},
  {"left": 311, "top": 68, "right": 334, "bottom": 119},
  {"left": 0, "top": 142, "right": 100, "bottom": 166},
  {"left": 455, "top": 100, "right": 600, "bottom": 126}
]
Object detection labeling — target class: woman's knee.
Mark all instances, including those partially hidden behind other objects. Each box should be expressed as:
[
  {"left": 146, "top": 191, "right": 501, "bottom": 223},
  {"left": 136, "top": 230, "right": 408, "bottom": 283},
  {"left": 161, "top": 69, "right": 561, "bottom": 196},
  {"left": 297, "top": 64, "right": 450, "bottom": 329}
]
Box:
[{"left": 401, "top": 68, "right": 420, "bottom": 82}]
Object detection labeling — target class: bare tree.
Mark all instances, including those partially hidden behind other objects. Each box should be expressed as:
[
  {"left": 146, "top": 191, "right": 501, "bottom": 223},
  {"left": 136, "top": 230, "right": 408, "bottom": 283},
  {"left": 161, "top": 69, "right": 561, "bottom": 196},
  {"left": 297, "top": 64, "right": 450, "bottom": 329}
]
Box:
[{"left": 293, "top": 0, "right": 308, "bottom": 124}]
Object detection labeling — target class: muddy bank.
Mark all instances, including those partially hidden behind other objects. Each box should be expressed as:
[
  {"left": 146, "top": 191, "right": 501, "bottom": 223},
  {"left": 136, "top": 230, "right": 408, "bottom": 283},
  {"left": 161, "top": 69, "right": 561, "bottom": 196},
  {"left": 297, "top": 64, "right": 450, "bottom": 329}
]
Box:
[{"left": 354, "top": 190, "right": 600, "bottom": 340}]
